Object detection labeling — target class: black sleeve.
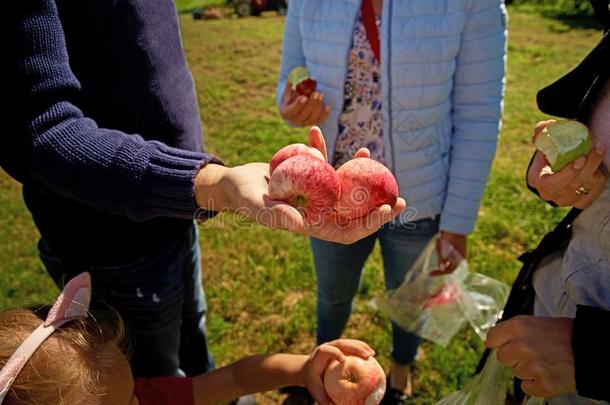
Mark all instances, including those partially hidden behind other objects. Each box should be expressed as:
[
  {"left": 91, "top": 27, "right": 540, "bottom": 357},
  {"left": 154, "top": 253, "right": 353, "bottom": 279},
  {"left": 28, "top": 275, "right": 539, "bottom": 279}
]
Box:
[{"left": 572, "top": 304, "right": 610, "bottom": 401}]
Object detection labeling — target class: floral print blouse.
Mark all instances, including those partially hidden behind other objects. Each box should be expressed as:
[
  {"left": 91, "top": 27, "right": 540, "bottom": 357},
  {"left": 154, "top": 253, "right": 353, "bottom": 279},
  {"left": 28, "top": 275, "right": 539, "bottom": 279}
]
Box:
[{"left": 332, "top": 13, "right": 384, "bottom": 168}]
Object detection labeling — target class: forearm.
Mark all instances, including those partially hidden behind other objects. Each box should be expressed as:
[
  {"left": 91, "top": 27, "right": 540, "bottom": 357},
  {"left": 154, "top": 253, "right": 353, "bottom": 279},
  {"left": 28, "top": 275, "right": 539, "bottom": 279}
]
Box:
[
  {"left": 192, "top": 354, "right": 308, "bottom": 405},
  {"left": 9, "top": 0, "right": 222, "bottom": 221}
]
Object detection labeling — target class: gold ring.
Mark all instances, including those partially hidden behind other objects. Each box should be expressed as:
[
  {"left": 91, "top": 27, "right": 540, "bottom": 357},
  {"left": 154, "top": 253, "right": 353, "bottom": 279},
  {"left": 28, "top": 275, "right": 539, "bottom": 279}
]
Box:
[{"left": 576, "top": 186, "right": 591, "bottom": 196}]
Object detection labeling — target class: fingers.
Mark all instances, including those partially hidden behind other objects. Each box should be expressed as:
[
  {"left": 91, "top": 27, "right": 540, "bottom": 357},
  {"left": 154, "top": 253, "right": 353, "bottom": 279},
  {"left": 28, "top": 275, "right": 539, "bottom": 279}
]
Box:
[
  {"left": 485, "top": 320, "right": 515, "bottom": 349},
  {"left": 530, "top": 142, "right": 608, "bottom": 208},
  {"left": 326, "top": 339, "right": 375, "bottom": 359},
  {"left": 568, "top": 141, "right": 606, "bottom": 186},
  {"left": 353, "top": 147, "right": 371, "bottom": 158},
  {"left": 262, "top": 197, "right": 306, "bottom": 231},
  {"left": 573, "top": 170, "right": 608, "bottom": 209},
  {"left": 282, "top": 81, "right": 297, "bottom": 105},
  {"left": 313, "top": 345, "right": 347, "bottom": 370},
  {"left": 531, "top": 119, "right": 556, "bottom": 143},
  {"left": 281, "top": 94, "right": 308, "bottom": 122},
  {"left": 309, "top": 382, "right": 335, "bottom": 405},
  {"left": 340, "top": 198, "right": 405, "bottom": 244},
  {"left": 299, "top": 92, "right": 327, "bottom": 125},
  {"left": 309, "top": 126, "right": 328, "bottom": 161}
]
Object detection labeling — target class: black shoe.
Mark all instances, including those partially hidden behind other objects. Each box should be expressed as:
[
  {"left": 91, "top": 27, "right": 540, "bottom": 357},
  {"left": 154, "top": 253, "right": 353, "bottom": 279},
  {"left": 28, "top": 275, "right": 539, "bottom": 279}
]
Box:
[
  {"left": 381, "top": 386, "right": 409, "bottom": 404},
  {"left": 382, "top": 375, "right": 410, "bottom": 405},
  {"left": 279, "top": 386, "right": 315, "bottom": 404}
]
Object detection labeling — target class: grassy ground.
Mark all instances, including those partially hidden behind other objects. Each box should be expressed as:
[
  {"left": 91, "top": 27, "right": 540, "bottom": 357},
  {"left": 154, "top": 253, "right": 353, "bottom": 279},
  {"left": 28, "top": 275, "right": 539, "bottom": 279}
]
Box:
[{"left": 0, "top": 6, "right": 604, "bottom": 404}]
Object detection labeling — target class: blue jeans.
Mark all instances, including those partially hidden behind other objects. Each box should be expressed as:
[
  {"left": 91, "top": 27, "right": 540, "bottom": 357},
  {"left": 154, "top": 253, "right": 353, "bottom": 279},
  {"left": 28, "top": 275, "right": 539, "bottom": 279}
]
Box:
[
  {"left": 39, "top": 223, "right": 214, "bottom": 378},
  {"left": 311, "top": 217, "right": 439, "bottom": 365}
]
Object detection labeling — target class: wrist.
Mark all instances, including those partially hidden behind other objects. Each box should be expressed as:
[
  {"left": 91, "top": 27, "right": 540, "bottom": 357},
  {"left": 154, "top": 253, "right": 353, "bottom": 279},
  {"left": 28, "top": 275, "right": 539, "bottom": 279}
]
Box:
[
  {"left": 195, "top": 163, "right": 231, "bottom": 212},
  {"left": 294, "top": 355, "right": 310, "bottom": 387}
]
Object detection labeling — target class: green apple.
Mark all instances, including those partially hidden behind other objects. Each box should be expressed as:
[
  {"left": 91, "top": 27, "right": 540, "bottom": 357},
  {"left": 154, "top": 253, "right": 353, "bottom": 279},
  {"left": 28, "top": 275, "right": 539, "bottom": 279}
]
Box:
[{"left": 534, "top": 120, "right": 593, "bottom": 172}]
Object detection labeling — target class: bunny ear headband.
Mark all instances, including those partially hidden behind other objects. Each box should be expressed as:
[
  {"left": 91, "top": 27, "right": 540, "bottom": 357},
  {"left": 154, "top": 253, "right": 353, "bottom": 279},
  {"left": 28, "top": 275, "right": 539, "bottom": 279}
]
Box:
[{"left": 0, "top": 272, "right": 91, "bottom": 403}]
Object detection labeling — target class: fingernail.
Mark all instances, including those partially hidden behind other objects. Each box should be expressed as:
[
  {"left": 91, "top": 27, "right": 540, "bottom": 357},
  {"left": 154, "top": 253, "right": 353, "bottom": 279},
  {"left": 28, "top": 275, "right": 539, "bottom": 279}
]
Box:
[
  {"left": 595, "top": 142, "right": 606, "bottom": 154},
  {"left": 573, "top": 157, "right": 585, "bottom": 169},
  {"left": 299, "top": 97, "right": 306, "bottom": 104}
]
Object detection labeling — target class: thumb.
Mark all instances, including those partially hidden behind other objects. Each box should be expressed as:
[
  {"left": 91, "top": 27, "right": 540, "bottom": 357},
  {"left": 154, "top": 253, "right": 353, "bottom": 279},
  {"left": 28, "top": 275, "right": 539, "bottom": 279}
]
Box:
[
  {"left": 353, "top": 147, "right": 371, "bottom": 158},
  {"left": 309, "top": 126, "right": 328, "bottom": 161},
  {"left": 309, "top": 381, "right": 334, "bottom": 405},
  {"left": 283, "top": 80, "right": 297, "bottom": 105}
]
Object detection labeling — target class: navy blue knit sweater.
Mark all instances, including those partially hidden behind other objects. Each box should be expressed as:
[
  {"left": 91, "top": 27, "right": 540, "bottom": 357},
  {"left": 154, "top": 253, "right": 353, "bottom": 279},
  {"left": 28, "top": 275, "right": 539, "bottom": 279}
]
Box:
[{"left": 4, "top": 0, "right": 219, "bottom": 265}]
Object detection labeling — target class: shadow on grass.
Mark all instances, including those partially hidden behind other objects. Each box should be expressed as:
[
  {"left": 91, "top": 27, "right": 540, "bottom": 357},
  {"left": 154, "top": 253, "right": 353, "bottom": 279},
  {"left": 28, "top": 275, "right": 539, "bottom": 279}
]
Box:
[
  {"left": 506, "top": 3, "right": 603, "bottom": 31},
  {"left": 542, "top": 10, "right": 603, "bottom": 31}
]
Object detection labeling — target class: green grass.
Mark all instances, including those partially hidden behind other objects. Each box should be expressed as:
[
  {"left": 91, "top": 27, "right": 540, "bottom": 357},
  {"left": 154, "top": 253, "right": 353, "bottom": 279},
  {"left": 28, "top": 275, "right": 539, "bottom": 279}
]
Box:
[
  {"left": 175, "top": 0, "right": 225, "bottom": 13},
  {"left": 0, "top": 7, "right": 603, "bottom": 404}
]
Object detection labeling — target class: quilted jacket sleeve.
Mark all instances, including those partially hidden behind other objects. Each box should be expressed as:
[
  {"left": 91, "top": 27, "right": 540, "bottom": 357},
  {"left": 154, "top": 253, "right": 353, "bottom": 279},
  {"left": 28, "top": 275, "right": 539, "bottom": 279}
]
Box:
[
  {"left": 440, "top": 0, "right": 507, "bottom": 235},
  {"left": 276, "top": 0, "right": 306, "bottom": 108}
]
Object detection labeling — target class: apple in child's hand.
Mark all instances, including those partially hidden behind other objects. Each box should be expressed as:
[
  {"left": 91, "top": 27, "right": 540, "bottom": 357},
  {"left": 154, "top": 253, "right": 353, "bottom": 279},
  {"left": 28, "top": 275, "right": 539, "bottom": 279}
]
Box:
[
  {"left": 269, "top": 143, "right": 325, "bottom": 175},
  {"left": 324, "top": 355, "right": 386, "bottom": 405},
  {"left": 289, "top": 66, "right": 317, "bottom": 97},
  {"left": 269, "top": 155, "right": 340, "bottom": 225},
  {"left": 335, "top": 158, "right": 399, "bottom": 220},
  {"left": 534, "top": 120, "right": 593, "bottom": 172}
]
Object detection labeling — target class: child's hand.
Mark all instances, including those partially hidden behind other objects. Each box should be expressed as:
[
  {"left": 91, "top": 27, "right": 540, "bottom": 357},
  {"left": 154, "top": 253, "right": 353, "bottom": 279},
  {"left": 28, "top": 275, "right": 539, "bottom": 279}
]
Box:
[
  {"left": 279, "top": 82, "right": 330, "bottom": 127},
  {"left": 301, "top": 339, "right": 375, "bottom": 405}
]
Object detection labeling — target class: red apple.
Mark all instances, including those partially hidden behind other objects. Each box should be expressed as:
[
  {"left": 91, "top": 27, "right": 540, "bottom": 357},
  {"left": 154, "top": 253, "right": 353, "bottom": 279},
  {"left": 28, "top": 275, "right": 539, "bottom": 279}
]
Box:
[
  {"left": 335, "top": 158, "right": 399, "bottom": 220},
  {"left": 324, "top": 356, "right": 386, "bottom": 405},
  {"left": 269, "top": 143, "right": 325, "bottom": 175},
  {"left": 424, "top": 283, "right": 462, "bottom": 309},
  {"left": 268, "top": 155, "right": 340, "bottom": 225},
  {"left": 289, "top": 66, "right": 318, "bottom": 97}
]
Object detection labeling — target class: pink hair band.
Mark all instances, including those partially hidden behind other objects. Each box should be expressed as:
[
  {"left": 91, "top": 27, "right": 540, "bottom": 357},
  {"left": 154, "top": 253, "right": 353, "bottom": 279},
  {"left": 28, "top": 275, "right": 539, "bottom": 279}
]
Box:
[{"left": 0, "top": 272, "right": 91, "bottom": 403}]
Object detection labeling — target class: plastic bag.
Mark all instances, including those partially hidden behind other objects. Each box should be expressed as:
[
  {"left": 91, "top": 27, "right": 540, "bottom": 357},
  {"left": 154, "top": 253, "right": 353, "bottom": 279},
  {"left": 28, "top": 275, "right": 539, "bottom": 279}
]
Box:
[
  {"left": 374, "top": 237, "right": 509, "bottom": 346},
  {"left": 435, "top": 350, "right": 511, "bottom": 405}
]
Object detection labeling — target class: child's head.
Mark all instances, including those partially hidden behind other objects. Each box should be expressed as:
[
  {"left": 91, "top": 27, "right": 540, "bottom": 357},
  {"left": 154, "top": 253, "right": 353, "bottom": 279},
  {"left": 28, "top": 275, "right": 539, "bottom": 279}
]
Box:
[{"left": 0, "top": 306, "right": 136, "bottom": 405}]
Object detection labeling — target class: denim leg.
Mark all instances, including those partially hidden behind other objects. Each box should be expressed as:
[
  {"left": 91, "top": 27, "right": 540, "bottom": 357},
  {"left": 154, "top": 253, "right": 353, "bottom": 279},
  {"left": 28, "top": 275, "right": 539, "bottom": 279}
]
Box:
[
  {"left": 38, "top": 224, "right": 213, "bottom": 378},
  {"left": 311, "top": 233, "right": 377, "bottom": 344},
  {"left": 379, "top": 217, "right": 439, "bottom": 365},
  {"left": 178, "top": 226, "right": 215, "bottom": 375}
]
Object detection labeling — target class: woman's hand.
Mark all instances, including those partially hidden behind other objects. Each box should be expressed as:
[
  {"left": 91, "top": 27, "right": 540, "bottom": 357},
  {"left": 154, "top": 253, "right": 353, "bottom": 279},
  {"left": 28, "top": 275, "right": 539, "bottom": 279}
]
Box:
[
  {"left": 300, "top": 339, "right": 375, "bottom": 405},
  {"left": 528, "top": 120, "right": 608, "bottom": 209},
  {"left": 486, "top": 316, "right": 576, "bottom": 398},
  {"left": 279, "top": 81, "right": 330, "bottom": 127}
]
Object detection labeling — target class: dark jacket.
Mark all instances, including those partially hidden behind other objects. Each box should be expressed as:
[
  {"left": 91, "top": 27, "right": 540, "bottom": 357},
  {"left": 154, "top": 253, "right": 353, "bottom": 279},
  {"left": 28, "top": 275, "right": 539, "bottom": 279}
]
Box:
[{"left": 4, "top": 0, "right": 219, "bottom": 265}]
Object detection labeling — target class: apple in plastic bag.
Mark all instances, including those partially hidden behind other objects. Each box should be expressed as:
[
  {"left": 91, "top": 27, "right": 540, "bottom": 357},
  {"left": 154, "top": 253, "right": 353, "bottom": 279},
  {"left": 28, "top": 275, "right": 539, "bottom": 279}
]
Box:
[
  {"left": 534, "top": 120, "right": 593, "bottom": 172},
  {"left": 324, "top": 355, "right": 386, "bottom": 405},
  {"left": 289, "top": 66, "right": 317, "bottom": 97}
]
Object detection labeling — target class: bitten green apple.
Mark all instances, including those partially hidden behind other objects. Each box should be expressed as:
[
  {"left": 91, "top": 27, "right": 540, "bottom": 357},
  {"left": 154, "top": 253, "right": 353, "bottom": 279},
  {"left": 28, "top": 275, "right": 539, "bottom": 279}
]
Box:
[{"left": 534, "top": 120, "right": 593, "bottom": 172}]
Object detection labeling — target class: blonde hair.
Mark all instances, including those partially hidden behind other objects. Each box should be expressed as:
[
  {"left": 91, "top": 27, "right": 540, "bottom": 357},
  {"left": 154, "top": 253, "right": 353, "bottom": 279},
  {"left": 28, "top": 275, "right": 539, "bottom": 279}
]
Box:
[{"left": 0, "top": 307, "right": 127, "bottom": 405}]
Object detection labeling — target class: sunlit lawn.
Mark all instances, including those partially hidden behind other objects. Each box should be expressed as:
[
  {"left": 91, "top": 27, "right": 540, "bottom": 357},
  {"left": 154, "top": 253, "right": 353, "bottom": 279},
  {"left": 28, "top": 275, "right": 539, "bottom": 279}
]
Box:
[{"left": 0, "top": 6, "right": 603, "bottom": 404}]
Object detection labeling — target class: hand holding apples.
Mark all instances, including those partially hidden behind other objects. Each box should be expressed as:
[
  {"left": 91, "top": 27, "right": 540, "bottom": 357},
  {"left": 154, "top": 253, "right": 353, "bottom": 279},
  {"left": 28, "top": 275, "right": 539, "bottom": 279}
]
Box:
[
  {"left": 268, "top": 128, "right": 403, "bottom": 235},
  {"left": 280, "top": 66, "right": 331, "bottom": 127},
  {"left": 300, "top": 339, "right": 384, "bottom": 405},
  {"left": 527, "top": 120, "right": 607, "bottom": 209}
]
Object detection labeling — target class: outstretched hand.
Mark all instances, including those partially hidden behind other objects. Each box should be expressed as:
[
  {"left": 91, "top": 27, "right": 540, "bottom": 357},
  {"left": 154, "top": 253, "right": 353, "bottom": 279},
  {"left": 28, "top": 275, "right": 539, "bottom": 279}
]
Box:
[{"left": 195, "top": 127, "right": 406, "bottom": 244}]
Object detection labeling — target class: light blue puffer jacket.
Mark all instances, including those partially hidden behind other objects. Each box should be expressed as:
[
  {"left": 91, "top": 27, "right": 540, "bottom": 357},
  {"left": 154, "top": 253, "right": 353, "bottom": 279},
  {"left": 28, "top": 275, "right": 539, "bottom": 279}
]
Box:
[{"left": 276, "top": 0, "right": 507, "bottom": 235}]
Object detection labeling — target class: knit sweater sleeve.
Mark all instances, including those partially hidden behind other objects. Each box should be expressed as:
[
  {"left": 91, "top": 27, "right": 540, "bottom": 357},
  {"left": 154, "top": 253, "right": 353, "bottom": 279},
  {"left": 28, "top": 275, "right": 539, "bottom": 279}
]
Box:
[{"left": 6, "top": 0, "right": 221, "bottom": 221}]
